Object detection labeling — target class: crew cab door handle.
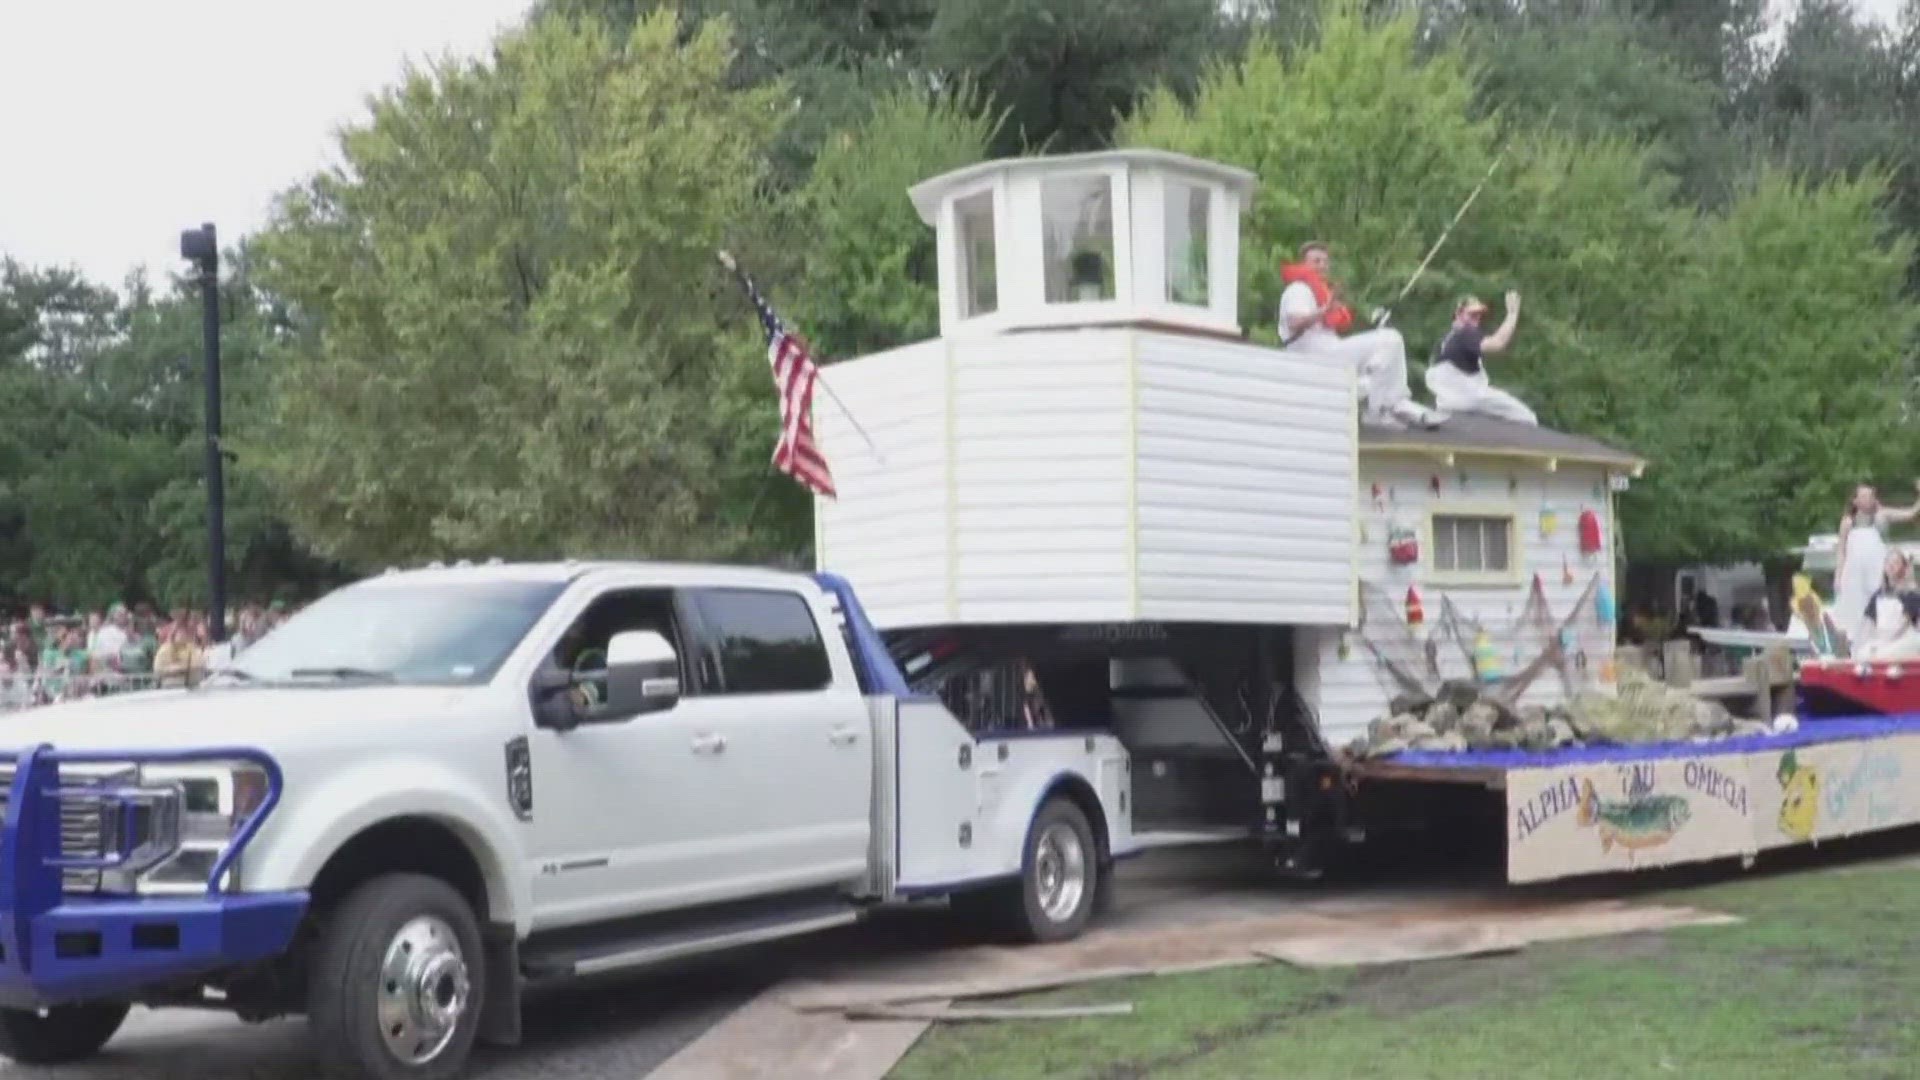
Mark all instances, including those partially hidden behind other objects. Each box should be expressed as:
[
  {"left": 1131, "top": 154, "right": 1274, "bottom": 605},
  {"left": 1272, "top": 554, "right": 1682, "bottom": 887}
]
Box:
[
  {"left": 690, "top": 732, "right": 727, "bottom": 755},
  {"left": 829, "top": 724, "right": 861, "bottom": 747}
]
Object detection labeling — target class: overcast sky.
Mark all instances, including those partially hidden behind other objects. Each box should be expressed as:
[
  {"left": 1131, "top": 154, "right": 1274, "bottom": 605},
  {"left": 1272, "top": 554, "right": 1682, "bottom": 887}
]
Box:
[
  {"left": 0, "top": 0, "right": 536, "bottom": 288},
  {"left": 0, "top": 0, "right": 1907, "bottom": 289}
]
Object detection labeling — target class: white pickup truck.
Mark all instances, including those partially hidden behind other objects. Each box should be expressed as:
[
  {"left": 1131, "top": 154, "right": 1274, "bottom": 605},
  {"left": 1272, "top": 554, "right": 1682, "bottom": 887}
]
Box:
[{"left": 0, "top": 562, "right": 1131, "bottom": 1079}]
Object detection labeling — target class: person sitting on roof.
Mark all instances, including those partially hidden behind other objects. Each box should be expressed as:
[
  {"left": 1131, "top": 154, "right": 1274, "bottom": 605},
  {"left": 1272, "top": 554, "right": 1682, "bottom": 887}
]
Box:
[
  {"left": 1279, "top": 241, "right": 1443, "bottom": 430},
  {"left": 1859, "top": 548, "right": 1920, "bottom": 661},
  {"left": 1425, "top": 293, "right": 1538, "bottom": 426}
]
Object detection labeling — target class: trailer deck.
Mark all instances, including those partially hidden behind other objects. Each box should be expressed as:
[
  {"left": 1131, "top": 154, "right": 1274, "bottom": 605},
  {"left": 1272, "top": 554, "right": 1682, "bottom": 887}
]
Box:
[{"left": 1356, "top": 714, "right": 1920, "bottom": 882}]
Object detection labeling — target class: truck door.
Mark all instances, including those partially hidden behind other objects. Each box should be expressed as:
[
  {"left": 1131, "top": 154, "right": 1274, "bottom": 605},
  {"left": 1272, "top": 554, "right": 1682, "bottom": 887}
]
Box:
[
  {"left": 525, "top": 585, "right": 734, "bottom": 926},
  {"left": 684, "top": 586, "right": 874, "bottom": 891}
]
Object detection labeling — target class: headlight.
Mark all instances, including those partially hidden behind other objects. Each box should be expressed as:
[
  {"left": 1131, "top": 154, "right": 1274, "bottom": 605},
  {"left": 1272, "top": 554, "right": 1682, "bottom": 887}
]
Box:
[{"left": 98, "top": 763, "right": 269, "bottom": 895}]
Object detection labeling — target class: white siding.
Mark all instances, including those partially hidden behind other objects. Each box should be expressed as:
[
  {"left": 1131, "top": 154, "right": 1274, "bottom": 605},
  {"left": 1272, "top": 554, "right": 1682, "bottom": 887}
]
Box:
[
  {"left": 813, "top": 340, "right": 950, "bottom": 628},
  {"left": 1299, "top": 457, "right": 1622, "bottom": 749},
  {"left": 815, "top": 327, "right": 1362, "bottom": 630},
  {"left": 949, "top": 329, "right": 1134, "bottom": 622},
  {"left": 1133, "top": 331, "right": 1356, "bottom": 624}
]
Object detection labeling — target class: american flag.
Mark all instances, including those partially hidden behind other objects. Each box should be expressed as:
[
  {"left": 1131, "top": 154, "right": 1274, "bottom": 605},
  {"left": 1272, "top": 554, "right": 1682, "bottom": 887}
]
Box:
[{"left": 725, "top": 257, "right": 836, "bottom": 499}]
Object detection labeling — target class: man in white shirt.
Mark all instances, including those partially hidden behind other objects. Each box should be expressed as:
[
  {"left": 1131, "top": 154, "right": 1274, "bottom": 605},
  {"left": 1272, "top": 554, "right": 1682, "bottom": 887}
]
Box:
[
  {"left": 90, "top": 604, "right": 130, "bottom": 665},
  {"left": 1279, "top": 241, "right": 1443, "bottom": 429}
]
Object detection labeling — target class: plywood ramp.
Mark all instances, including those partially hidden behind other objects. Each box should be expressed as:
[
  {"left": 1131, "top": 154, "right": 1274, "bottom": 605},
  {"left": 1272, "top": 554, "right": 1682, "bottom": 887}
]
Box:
[{"left": 646, "top": 892, "right": 1736, "bottom": 1079}]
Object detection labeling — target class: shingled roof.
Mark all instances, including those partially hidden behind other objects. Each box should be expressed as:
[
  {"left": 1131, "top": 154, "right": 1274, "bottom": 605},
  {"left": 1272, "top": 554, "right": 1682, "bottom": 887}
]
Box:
[{"left": 1359, "top": 414, "right": 1644, "bottom": 471}]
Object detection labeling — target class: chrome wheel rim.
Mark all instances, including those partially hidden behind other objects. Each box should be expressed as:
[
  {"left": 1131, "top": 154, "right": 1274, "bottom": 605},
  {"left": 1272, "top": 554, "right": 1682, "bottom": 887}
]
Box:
[
  {"left": 1034, "top": 821, "right": 1088, "bottom": 923},
  {"left": 376, "top": 915, "right": 470, "bottom": 1066}
]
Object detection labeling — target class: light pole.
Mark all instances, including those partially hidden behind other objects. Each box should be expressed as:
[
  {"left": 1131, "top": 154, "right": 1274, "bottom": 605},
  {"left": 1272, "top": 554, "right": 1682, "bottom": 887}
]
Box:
[{"left": 179, "top": 223, "right": 226, "bottom": 644}]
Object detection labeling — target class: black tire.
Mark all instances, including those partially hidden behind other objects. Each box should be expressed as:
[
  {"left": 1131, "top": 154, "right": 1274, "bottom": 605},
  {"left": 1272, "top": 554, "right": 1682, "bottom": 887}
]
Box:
[
  {"left": 0, "top": 1003, "right": 128, "bottom": 1064},
  {"left": 1012, "top": 798, "right": 1101, "bottom": 944},
  {"left": 308, "top": 873, "right": 486, "bottom": 1080}
]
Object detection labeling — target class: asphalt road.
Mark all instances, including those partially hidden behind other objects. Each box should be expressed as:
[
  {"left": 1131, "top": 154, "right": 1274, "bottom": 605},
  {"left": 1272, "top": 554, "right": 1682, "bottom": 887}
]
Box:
[
  {"left": 0, "top": 848, "right": 1277, "bottom": 1080},
  {"left": 0, "top": 959, "right": 780, "bottom": 1080}
]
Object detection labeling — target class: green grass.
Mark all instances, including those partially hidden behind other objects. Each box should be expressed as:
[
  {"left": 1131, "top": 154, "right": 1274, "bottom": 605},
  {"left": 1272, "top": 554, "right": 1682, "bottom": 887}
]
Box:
[{"left": 891, "top": 859, "right": 1920, "bottom": 1080}]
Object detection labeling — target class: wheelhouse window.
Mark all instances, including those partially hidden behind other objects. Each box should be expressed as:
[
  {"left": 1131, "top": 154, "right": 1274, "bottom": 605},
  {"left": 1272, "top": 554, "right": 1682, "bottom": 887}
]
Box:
[
  {"left": 954, "top": 189, "right": 999, "bottom": 318},
  {"left": 1164, "top": 180, "right": 1211, "bottom": 307},
  {"left": 1041, "top": 174, "right": 1116, "bottom": 304}
]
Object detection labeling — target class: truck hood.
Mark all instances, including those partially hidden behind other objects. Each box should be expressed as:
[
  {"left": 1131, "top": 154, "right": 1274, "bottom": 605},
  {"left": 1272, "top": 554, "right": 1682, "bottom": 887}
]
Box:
[{"left": 0, "top": 685, "right": 479, "bottom": 755}]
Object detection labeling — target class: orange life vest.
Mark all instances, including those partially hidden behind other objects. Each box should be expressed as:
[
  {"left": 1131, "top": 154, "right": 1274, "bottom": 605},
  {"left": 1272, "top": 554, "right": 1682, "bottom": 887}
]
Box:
[{"left": 1280, "top": 262, "right": 1354, "bottom": 335}]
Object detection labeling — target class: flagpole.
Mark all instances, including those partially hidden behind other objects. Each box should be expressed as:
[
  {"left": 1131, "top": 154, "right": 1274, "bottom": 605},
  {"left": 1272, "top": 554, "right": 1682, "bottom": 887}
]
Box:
[{"left": 717, "top": 250, "right": 886, "bottom": 465}]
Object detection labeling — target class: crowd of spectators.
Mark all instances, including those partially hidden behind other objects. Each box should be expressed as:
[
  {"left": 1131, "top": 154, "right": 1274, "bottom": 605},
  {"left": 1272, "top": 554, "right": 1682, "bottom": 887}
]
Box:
[{"left": 0, "top": 600, "right": 297, "bottom": 709}]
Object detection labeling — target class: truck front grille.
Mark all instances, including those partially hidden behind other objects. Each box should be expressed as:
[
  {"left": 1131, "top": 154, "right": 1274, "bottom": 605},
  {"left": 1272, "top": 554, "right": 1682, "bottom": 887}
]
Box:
[{"left": 0, "top": 769, "right": 115, "bottom": 892}]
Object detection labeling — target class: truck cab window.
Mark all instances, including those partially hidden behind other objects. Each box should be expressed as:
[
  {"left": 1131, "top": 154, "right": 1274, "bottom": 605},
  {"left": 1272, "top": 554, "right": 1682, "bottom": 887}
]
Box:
[
  {"left": 550, "top": 589, "right": 696, "bottom": 689},
  {"left": 691, "top": 588, "right": 831, "bottom": 694}
]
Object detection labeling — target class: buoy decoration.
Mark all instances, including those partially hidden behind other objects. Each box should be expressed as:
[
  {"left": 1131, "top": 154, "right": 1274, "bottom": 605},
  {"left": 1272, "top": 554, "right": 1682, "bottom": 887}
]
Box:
[
  {"left": 1562, "top": 555, "right": 1574, "bottom": 585},
  {"left": 1406, "top": 586, "right": 1425, "bottom": 625},
  {"left": 1596, "top": 582, "right": 1616, "bottom": 625},
  {"left": 1578, "top": 508, "right": 1603, "bottom": 555},
  {"left": 1387, "top": 521, "right": 1419, "bottom": 565},
  {"left": 1539, "top": 504, "right": 1559, "bottom": 539},
  {"left": 1474, "top": 630, "right": 1503, "bottom": 683},
  {"left": 1430, "top": 474, "right": 1442, "bottom": 496}
]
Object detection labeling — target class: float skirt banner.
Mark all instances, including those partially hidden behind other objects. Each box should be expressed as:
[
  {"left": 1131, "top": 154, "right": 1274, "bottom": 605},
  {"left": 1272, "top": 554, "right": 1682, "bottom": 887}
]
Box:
[
  {"left": 1507, "top": 734, "right": 1920, "bottom": 882},
  {"left": 1509, "top": 756, "right": 1757, "bottom": 882}
]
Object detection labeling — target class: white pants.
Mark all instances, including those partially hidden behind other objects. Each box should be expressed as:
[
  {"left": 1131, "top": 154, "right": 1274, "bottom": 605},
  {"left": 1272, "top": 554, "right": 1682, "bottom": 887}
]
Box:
[
  {"left": 1425, "top": 362, "right": 1537, "bottom": 425},
  {"left": 1304, "top": 329, "right": 1430, "bottom": 421}
]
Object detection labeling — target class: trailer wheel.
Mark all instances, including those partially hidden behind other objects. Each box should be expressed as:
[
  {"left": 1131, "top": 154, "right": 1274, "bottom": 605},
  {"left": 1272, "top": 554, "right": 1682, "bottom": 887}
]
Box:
[
  {"left": 0, "top": 1003, "right": 128, "bottom": 1064},
  {"left": 308, "top": 873, "right": 485, "bottom": 1080},
  {"left": 1013, "top": 797, "right": 1100, "bottom": 943}
]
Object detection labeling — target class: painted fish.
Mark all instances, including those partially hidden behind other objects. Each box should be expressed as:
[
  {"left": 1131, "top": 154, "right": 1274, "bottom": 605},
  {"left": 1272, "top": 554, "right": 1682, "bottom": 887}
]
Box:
[{"left": 1576, "top": 778, "right": 1691, "bottom": 852}]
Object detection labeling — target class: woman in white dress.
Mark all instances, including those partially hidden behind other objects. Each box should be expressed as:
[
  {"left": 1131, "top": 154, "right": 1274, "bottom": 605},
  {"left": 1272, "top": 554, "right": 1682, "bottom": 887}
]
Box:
[{"left": 1835, "top": 483, "right": 1920, "bottom": 648}]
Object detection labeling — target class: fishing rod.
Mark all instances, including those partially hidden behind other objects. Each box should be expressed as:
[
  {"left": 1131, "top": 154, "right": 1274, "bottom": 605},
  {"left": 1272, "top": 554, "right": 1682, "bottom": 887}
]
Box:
[
  {"left": 1369, "top": 150, "right": 1505, "bottom": 329},
  {"left": 1371, "top": 108, "right": 1549, "bottom": 328}
]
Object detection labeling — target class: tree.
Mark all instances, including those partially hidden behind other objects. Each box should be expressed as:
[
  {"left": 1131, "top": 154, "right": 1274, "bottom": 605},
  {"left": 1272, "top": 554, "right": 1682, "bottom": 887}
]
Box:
[
  {"left": 254, "top": 10, "right": 792, "bottom": 568},
  {"left": 540, "top": 0, "right": 938, "bottom": 187},
  {"left": 1734, "top": 0, "right": 1919, "bottom": 290},
  {"left": 0, "top": 253, "right": 316, "bottom": 610},
  {"left": 1115, "top": 0, "right": 1920, "bottom": 566},
  {"left": 922, "top": 0, "right": 1225, "bottom": 153},
  {"left": 790, "top": 86, "right": 999, "bottom": 361},
  {"left": 1648, "top": 171, "right": 1920, "bottom": 559},
  {"left": 1119, "top": 0, "right": 1497, "bottom": 345}
]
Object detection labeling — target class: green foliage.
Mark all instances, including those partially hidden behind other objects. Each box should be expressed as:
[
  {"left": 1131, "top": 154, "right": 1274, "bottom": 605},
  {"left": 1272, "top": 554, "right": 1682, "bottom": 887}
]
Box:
[
  {"left": 922, "top": 0, "right": 1223, "bottom": 153},
  {"left": 792, "top": 85, "right": 999, "bottom": 360},
  {"left": 1121, "top": 0, "right": 1495, "bottom": 338},
  {"left": 0, "top": 257, "right": 317, "bottom": 610},
  {"left": 1120, "top": 0, "right": 1920, "bottom": 565},
  {"left": 254, "top": 10, "right": 789, "bottom": 568},
  {"left": 1653, "top": 171, "right": 1919, "bottom": 555}
]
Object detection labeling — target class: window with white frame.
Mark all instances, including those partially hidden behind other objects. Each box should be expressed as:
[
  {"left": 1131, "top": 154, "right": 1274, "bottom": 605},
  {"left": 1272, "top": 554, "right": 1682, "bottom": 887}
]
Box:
[
  {"left": 1041, "top": 174, "right": 1116, "bottom": 304},
  {"left": 1432, "top": 513, "right": 1515, "bottom": 577},
  {"left": 954, "top": 189, "right": 998, "bottom": 318},
  {"left": 1164, "top": 180, "right": 1210, "bottom": 307}
]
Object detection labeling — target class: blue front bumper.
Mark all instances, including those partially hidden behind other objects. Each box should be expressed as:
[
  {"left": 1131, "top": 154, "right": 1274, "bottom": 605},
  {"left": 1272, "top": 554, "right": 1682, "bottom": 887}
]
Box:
[{"left": 0, "top": 745, "right": 308, "bottom": 1008}]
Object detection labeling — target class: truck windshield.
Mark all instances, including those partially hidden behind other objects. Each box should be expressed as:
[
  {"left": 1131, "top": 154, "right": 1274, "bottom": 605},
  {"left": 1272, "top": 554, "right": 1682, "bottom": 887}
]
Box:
[{"left": 217, "top": 580, "right": 567, "bottom": 687}]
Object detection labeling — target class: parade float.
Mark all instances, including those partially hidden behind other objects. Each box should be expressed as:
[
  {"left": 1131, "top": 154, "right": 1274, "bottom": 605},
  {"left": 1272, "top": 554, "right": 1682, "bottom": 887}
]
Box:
[{"left": 804, "top": 147, "right": 1920, "bottom": 885}]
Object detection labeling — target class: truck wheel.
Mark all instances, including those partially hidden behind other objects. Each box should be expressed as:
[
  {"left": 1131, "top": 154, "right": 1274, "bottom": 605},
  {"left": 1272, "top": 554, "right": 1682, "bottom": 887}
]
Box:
[
  {"left": 0, "top": 1004, "right": 128, "bottom": 1064},
  {"left": 1013, "top": 798, "right": 1100, "bottom": 943},
  {"left": 308, "top": 873, "right": 485, "bottom": 1080}
]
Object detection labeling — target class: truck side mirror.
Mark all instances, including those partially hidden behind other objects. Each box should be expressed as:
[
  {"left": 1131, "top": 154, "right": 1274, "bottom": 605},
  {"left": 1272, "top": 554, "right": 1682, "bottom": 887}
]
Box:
[{"left": 601, "top": 629, "right": 681, "bottom": 717}]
